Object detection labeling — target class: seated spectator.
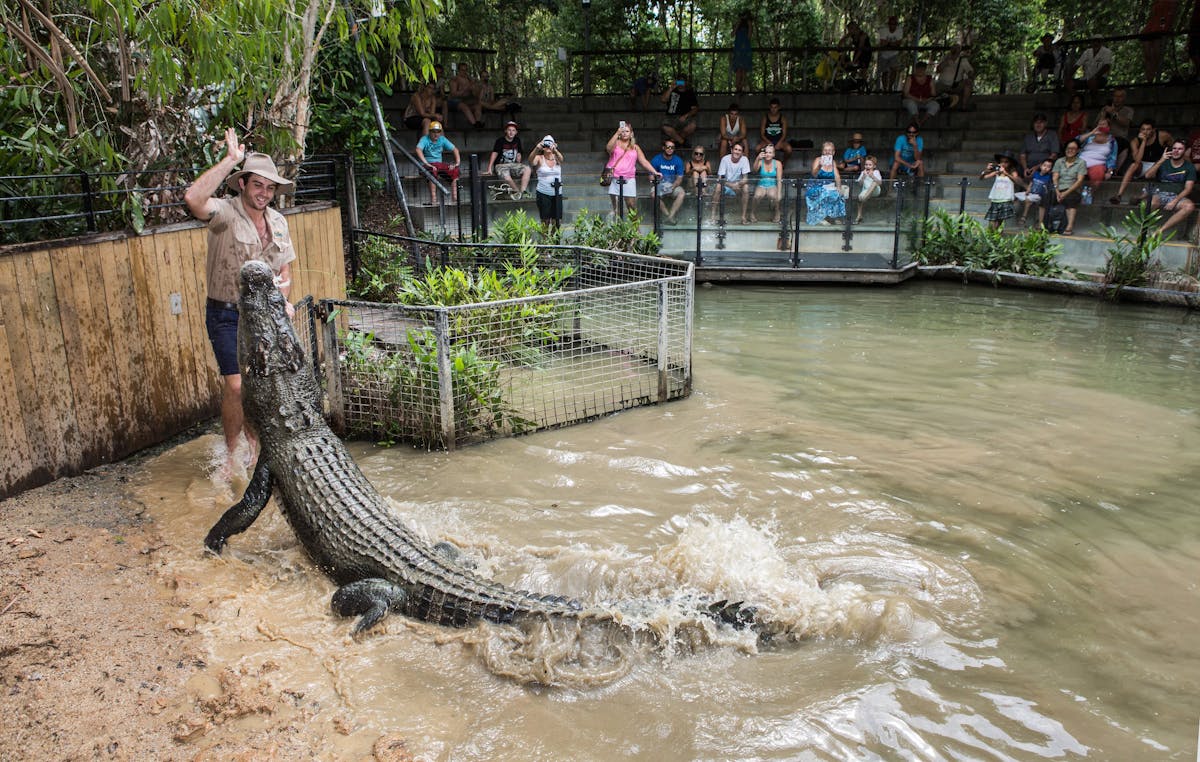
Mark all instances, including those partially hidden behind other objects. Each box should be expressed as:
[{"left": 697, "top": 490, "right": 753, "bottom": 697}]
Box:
[
  {"left": 1058, "top": 94, "right": 1089, "bottom": 145},
  {"left": 710, "top": 143, "right": 751, "bottom": 224},
  {"left": 416, "top": 121, "right": 460, "bottom": 203},
  {"left": 447, "top": 62, "right": 484, "bottom": 128},
  {"left": 718, "top": 103, "right": 748, "bottom": 158},
  {"left": 839, "top": 132, "right": 867, "bottom": 174},
  {"left": 630, "top": 71, "right": 659, "bottom": 112},
  {"left": 1068, "top": 40, "right": 1113, "bottom": 103},
  {"left": 901, "top": 61, "right": 939, "bottom": 125},
  {"left": 935, "top": 44, "right": 975, "bottom": 110},
  {"left": 806, "top": 141, "right": 847, "bottom": 225},
  {"left": 1052, "top": 140, "right": 1086, "bottom": 235},
  {"left": 485, "top": 120, "right": 531, "bottom": 199},
  {"left": 889, "top": 122, "right": 925, "bottom": 180},
  {"left": 751, "top": 143, "right": 783, "bottom": 223},
  {"left": 756, "top": 98, "right": 792, "bottom": 165},
  {"left": 854, "top": 155, "right": 883, "bottom": 224},
  {"left": 686, "top": 146, "right": 711, "bottom": 194},
  {"left": 839, "top": 21, "right": 873, "bottom": 88},
  {"left": 1019, "top": 113, "right": 1060, "bottom": 178},
  {"left": 650, "top": 139, "right": 687, "bottom": 223},
  {"left": 1016, "top": 158, "right": 1054, "bottom": 228},
  {"left": 1187, "top": 126, "right": 1200, "bottom": 169},
  {"left": 403, "top": 82, "right": 441, "bottom": 135},
  {"left": 1029, "top": 33, "right": 1060, "bottom": 91},
  {"left": 1145, "top": 140, "right": 1196, "bottom": 234},
  {"left": 1110, "top": 119, "right": 1173, "bottom": 203},
  {"left": 1077, "top": 119, "right": 1118, "bottom": 188},
  {"left": 476, "top": 70, "right": 520, "bottom": 120},
  {"left": 661, "top": 74, "right": 700, "bottom": 147},
  {"left": 876, "top": 16, "right": 905, "bottom": 92}
]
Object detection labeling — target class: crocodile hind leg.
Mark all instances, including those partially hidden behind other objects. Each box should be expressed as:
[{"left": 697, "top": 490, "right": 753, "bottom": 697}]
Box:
[
  {"left": 204, "top": 458, "right": 273, "bottom": 554},
  {"left": 331, "top": 579, "right": 408, "bottom": 634}
]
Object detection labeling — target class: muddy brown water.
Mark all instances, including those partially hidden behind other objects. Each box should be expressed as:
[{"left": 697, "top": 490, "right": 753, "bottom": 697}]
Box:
[{"left": 140, "top": 282, "right": 1200, "bottom": 759}]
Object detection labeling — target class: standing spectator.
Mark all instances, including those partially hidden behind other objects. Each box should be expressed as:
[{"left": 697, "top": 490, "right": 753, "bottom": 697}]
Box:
[
  {"left": 839, "top": 132, "right": 867, "bottom": 174},
  {"left": 1068, "top": 40, "right": 1113, "bottom": 104},
  {"left": 403, "top": 82, "right": 441, "bottom": 135},
  {"left": 731, "top": 13, "right": 753, "bottom": 95},
  {"left": 806, "top": 141, "right": 847, "bottom": 225},
  {"left": 711, "top": 142, "right": 751, "bottom": 223},
  {"left": 901, "top": 61, "right": 939, "bottom": 125},
  {"left": 935, "top": 44, "right": 975, "bottom": 110},
  {"left": 1097, "top": 88, "right": 1135, "bottom": 168},
  {"left": 981, "top": 150, "right": 1024, "bottom": 230},
  {"left": 650, "top": 139, "right": 687, "bottom": 223},
  {"left": 1141, "top": 0, "right": 1181, "bottom": 82},
  {"left": 1189, "top": 0, "right": 1200, "bottom": 80},
  {"left": 530, "top": 135, "right": 564, "bottom": 230},
  {"left": 1110, "top": 119, "right": 1172, "bottom": 203},
  {"left": 416, "top": 121, "right": 461, "bottom": 203},
  {"left": 756, "top": 98, "right": 792, "bottom": 166},
  {"left": 1016, "top": 159, "right": 1054, "bottom": 227},
  {"left": 1058, "top": 94, "right": 1089, "bottom": 145},
  {"left": 718, "top": 103, "right": 748, "bottom": 158},
  {"left": 485, "top": 120, "right": 531, "bottom": 200},
  {"left": 876, "top": 16, "right": 905, "bottom": 92},
  {"left": 1077, "top": 119, "right": 1118, "bottom": 189},
  {"left": 630, "top": 71, "right": 659, "bottom": 112},
  {"left": 750, "top": 143, "right": 783, "bottom": 223},
  {"left": 1146, "top": 140, "right": 1196, "bottom": 234},
  {"left": 660, "top": 74, "right": 700, "bottom": 148},
  {"left": 1019, "top": 113, "right": 1060, "bottom": 178},
  {"left": 604, "top": 122, "right": 661, "bottom": 216},
  {"left": 854, "top": 155, "right": 883, "bottom": 224},
  {"left": 686, "top": 146, "right": 711, "bottom": 194},
  {"left": 840, "top": 21, "right": 873, "bottom": 87},
  {"left": 1051, "top": 140, "right": 1086, "bottom": 235},
  {"left": 183, "top": 128, "right": 296, "bottom": 475},
  {"left": 447, "top": 62, "right": 484, "bottom": 127},
  {"left": 889, "top": 122, "right": 925, "bottom": 180},
  {"left": 1029, "top": 33, "right": 1060, "bottom": 91}
]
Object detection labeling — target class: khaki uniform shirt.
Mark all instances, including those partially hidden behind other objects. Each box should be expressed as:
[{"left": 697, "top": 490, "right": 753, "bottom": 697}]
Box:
[{"left": 204, "top": 197, "right": 295, "bottom": 303}]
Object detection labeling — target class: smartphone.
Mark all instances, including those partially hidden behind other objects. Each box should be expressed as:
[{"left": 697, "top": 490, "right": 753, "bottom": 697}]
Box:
[{"left": 619, "top": 121, "right": 626, "bottom": 129}]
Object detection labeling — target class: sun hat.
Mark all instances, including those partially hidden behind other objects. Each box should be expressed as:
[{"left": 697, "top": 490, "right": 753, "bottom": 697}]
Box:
[
  {"left": 428, "top": 121, "right": 443, "bottom": 131},
  {"left": 993, "top": 149, "right": 1018, "bottom": 165},
  {"left": 225, "top": 152, "right": 294, "bottom": 194}
]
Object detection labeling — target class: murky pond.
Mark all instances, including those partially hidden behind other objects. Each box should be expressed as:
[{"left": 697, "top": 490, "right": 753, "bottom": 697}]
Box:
[{"left": 144, "top": 281, "right": 1200, "bottom": 759}]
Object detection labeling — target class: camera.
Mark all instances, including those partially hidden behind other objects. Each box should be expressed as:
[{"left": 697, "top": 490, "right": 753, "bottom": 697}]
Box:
[{"left": 542, "top": 139, "right": 553, "bottom": 147}]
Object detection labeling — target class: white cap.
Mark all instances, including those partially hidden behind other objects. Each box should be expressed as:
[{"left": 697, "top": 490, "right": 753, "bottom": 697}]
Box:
[{"left": 541, "top": 135, "right": 555, "bottom": 146}]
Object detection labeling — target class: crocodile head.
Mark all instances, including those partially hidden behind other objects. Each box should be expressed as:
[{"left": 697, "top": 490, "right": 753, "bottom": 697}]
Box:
[{"left": 237, "top": 260, "right": 305, "bottom": 379}]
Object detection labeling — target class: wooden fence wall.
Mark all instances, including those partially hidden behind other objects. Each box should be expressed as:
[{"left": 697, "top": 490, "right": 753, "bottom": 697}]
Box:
[{"left": 0, "top": 202, "right": 345, "bottom": 499}]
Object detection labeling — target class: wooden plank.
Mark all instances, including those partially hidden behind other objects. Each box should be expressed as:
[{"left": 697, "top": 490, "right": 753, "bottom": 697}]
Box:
[
  {"left": 51, "top": 243, "right": 107, "bottom": 465},
  {"left": 0, "top": 256, "right": 37, "bottom": 495},
  {"left": 79, "top": 239, "right": 128, "bottom": 454},
  {"left": 127, "top": 234, "right": 177, "bottom": 431},
  {"left": 25, "top": 249, "right": 78, "bottom": 475},
  {"left": 185, "top": 226, "right": 221, "bottom": 406},
  {"left": 156, "top": 230, "right": 202, "bottom": 414},
  {"left": 97, "top": 237, "right": 151, "bottom": 448}
]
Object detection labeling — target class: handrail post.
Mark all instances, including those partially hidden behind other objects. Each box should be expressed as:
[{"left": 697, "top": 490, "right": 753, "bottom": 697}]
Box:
[
  {"left": 694, "top": 178, "right": 704, "bottom": 267},
  {"left": 958, "top": 176, "right": 968, "bottom": 216},
  {"left": 80, "top": 171, "right": 96, "bottom": 232},
  {"left": 891, "top": 180, "right": 905, "bottom": 268},
  {"left": 469, "top": 153, "right": 485, "bottom": 240},
  {"left": 435, "top": 310, "right": 456, "bottom": 451}
]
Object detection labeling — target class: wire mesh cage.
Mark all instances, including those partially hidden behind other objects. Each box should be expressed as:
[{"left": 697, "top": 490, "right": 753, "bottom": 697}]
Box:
[{"left": 320, "top": 242, "right": 693, "bottom": 449}]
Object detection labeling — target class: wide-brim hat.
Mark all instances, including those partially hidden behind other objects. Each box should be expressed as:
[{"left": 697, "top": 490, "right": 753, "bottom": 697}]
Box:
[
  {"left": 993, "top": 149, "right": 1018, "bottom": 165},
  {"left": 226, "top": 152, "right": 294, "bottom": 195}
]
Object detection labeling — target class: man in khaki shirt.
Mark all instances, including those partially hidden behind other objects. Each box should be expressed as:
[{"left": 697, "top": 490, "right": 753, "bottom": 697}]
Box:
[{"left": 184, "top": 128, "right": 296, "bottom": 474}]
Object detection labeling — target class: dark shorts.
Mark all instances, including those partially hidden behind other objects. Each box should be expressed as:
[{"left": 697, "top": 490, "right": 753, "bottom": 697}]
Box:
[
  {"left": 205, "top": 302, "right": 240, "bottom": 376},
  {"left": 404, "top": 114, "right": 425, "bottom": 130},
  {"left": 536, "top": 191, "right": 562, "bottom": 221},
  {"left": 1058, "top": 189, "right": 1082, "bottom": 209}
]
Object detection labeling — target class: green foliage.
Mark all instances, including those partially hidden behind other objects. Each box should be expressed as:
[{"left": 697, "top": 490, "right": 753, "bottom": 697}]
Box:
[
  {"left": 1100, "top": 206, "right": 1169, "bottom": 294},
  {"left": 490, "top": 210, "right": 545, "bottom": 246},
  {"left": 565, "top": 209, "right": 661, "bottom": 257},
  {"left": 348, "top": 234, "right": 414, "bottom": 302},
  {"left": 915, "top": 209, "right": 1070, "bottom": 278}
]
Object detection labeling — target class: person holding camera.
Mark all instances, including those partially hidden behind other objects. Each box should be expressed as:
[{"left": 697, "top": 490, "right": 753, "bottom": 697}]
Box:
[
  {"left": 981, "top": 150, "right": 1025, "bottom": 230},
  {"left": 660, "top": 75, "right": 699, "bottom": 147},
  {"left": 530, "top": 135, "right": 564, "bottom": 230},
  {"left": 605, "top": 122, "right": 661, "bottom": 216}
]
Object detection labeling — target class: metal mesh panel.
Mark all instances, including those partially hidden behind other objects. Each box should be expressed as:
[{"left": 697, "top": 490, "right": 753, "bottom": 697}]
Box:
[{"left": 322, "top": 245, "right": 693, "bottom": 449}]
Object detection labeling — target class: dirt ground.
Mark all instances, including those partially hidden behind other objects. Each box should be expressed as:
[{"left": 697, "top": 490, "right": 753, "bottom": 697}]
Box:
[{"left": 0, "top": 428, "right": 414, "bottom": 762}]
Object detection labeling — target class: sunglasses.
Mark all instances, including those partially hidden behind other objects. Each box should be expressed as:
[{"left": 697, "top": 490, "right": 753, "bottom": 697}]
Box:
[
  {"left": 906, "top": 131, "right": 918, "bottom": 135},
  {"left": 851, "top": 138, "right": 863, "bottom": 142},
  {"left": 693, "top": 151, "right": 704, "bottom": 156}
]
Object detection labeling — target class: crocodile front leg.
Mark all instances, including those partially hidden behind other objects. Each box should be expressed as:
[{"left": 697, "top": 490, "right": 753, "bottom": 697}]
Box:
[
  {"left": 330, "top": 579, "right": 409, "bottom": 634},
  {"left": 204, "top": 458, "right": 274, "bottom": 554}
]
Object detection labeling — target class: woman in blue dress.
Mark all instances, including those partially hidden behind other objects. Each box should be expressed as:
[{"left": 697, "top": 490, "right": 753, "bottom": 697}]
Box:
[
  {"left": 731, "top": 13, "right": 752, "bottom": 94},
  {"left": 806, "top": 141, "right": 847, "bottom": 224}
]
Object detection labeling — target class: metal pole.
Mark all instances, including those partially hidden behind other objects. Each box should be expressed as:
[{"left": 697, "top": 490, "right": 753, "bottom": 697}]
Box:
[
  {"left": 958, "top": 176, "right": 968, "bottom": 215},
  {"left": 80, "top": 172, "right": 96, "bottom": 232},
  {"left": 344, "top": 156, "right": 360, "bottom": 231},
  {"left": 656, "top": 282, "right": 669, "bottom": 403},
  {"left": 891, "top": 180, "right": 904, "bottom": 269},
  {"left": 470, "top": 153, "right": 487, "bottom": 240},
  {"left": 435, "top": 310, "right": 456, "bottom": 451},
  {"left": 694, "top": 179, "right": 704, "bottom": 267}
]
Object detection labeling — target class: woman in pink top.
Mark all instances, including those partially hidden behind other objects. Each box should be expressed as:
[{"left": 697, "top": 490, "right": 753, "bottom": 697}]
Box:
[{"left": 605, "top": 122, "right": 661, "bottom": 215}]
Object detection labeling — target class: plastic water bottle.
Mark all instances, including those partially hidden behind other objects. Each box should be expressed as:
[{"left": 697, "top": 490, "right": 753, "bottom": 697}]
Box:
[{"left": 1081, "top": 186, "right": 1093, "bottom": 205}]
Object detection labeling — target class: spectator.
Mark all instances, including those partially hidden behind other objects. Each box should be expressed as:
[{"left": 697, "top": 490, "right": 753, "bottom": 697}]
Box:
[
  {"left": 1068, "top": 40, "right": 1113, "bottom": 103},
  {"left": 901, "top": 61, "right": 939, "bottom": 125},
  {"left": 1058, "top": 94, "right": 1089, "bottom": 145},
  {"left": 661, "top": 74, "right": 700, "bottom": 147},
  {"left": 840, "top": 21, "right": 873, "bottom": 87},
  {"left": 1189, "top": 1, "right": 1200, "bottom": 80},
  {"left": 711, "top": 143, "right": 751, "bottom": 224},
  {"left": 1110, "top": 119, "right": 1172, "bottom": 204},
  {"left": 718, "top": 103, "right": 748, "bottom": 158},
  {"left": 686, "top": 146, "right": 711, "bottom": 194},
  {"left": 854, "top": 155, "right": 883, "bottom": 224},
  {"left": 876, "top": 16, "right": 905, "bottom": 92},
  {"left": 630, "top": 72, "right": 659, "bottom": 112},
  {"left": 757, "top": 98, "right": 792, "bottom": 166},
  {"left": 1146, "top": 140, "right": 1196, "bottom": 234},
  {"left": 1186, "top": 126, "right": 1200, "bottom": 169},
  {"left": 403, "top": 82, "right": 441, "bottom": 135},
  {"left": 447, "top": 62, "right": 484, "bottom": 127},
  {"left": 751, "top": 143, "right": 783, "bottom": 223},
  {"left": 806, "top": 141, "right": 847, "bottom": 225},
  {"left": 732, "top": 13, "right": 753, "bottom": 95},
  {"left": 476, "top": 70, "right": 520, "bottom": 120},
  {"left": 1051, "top": 139, "right": 1086, "bottom": 235},
  {"left": 981, "top": 150, "right": 1024, "bottom": 230},
  {"left": 1019, "top": 113, "right": 1060, "bottom": 178},
  {"left": 1016, "top": 158, "right": 1054, "bottom": 227},
  {"left": 935, "top": 44, "right": 975, "bottom": 110},
  {"left": 530, "top": 135, "right": 564, "bottom": 230},
  {"left": 1077, "top": 119, "right": 1118, "bottom": 189},
  {"left": 1141, "top": 0, "right": 1181, "bottom": 83},
  {"left": 650, "top": 139, "right": 687, "bottom": 223},
  {"left": 839, "top": 132, "right": 867, "bottom": 174},
  {"left": 416, "top": 121, "right": 460, "bottom": 203},
  {"left": 605, "top": 122, "right": 661, "bottom": 216},
  {"left": 1097, "top": 87, "right": 1135, "bottom": 168},
  {"left": 485, "top": 120, "right": 531, "bottom": 200},
  {"left": 889, "top": 122, "right": 925, "bottom": 181},
  {"left": 1030, "top": 33, "right": 1060, "bottom": 91}
]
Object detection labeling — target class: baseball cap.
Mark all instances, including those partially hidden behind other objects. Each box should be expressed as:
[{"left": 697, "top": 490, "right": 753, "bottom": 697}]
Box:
[
  {"left": 429, "top": 121, "right": 443, "bottom": 131},
  {"left": 505, "top": 120, "right": 518, "bottom": 127},
  {"left": 541, "top": 135, "right": 555, "bottom": 146}
]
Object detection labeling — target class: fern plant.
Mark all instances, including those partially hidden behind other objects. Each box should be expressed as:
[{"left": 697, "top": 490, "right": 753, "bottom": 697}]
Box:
[{"left": 1100, "top": 206, "right": 1170, "bottom": 294}]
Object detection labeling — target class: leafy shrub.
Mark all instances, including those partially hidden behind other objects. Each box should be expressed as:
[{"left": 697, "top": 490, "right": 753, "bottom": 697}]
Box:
[
  {"left": 1101, "top": 206, "right": 1169, "bottom": 294},
  {"left": 916, "top": 209, "right": 1070, "bottom": 278}
]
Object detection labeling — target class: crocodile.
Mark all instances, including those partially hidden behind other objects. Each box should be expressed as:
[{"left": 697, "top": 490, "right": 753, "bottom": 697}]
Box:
[{"left": 205, "top": 261, "right": 754, "bottom": 637}]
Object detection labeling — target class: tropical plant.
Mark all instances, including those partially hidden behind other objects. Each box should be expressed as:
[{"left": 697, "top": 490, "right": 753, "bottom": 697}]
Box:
[
  {"left": 1100, "top": 206, "right": 1170, "bottom": 294},
  {"left": 348, "top": 234, "right": 414, "bottom": 302},
  {"left": 915, "top": 209, "right": 1070, "bottom": 278},
  {"left": 566, "top": 209, "right": 661, "bottom": 257}
]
